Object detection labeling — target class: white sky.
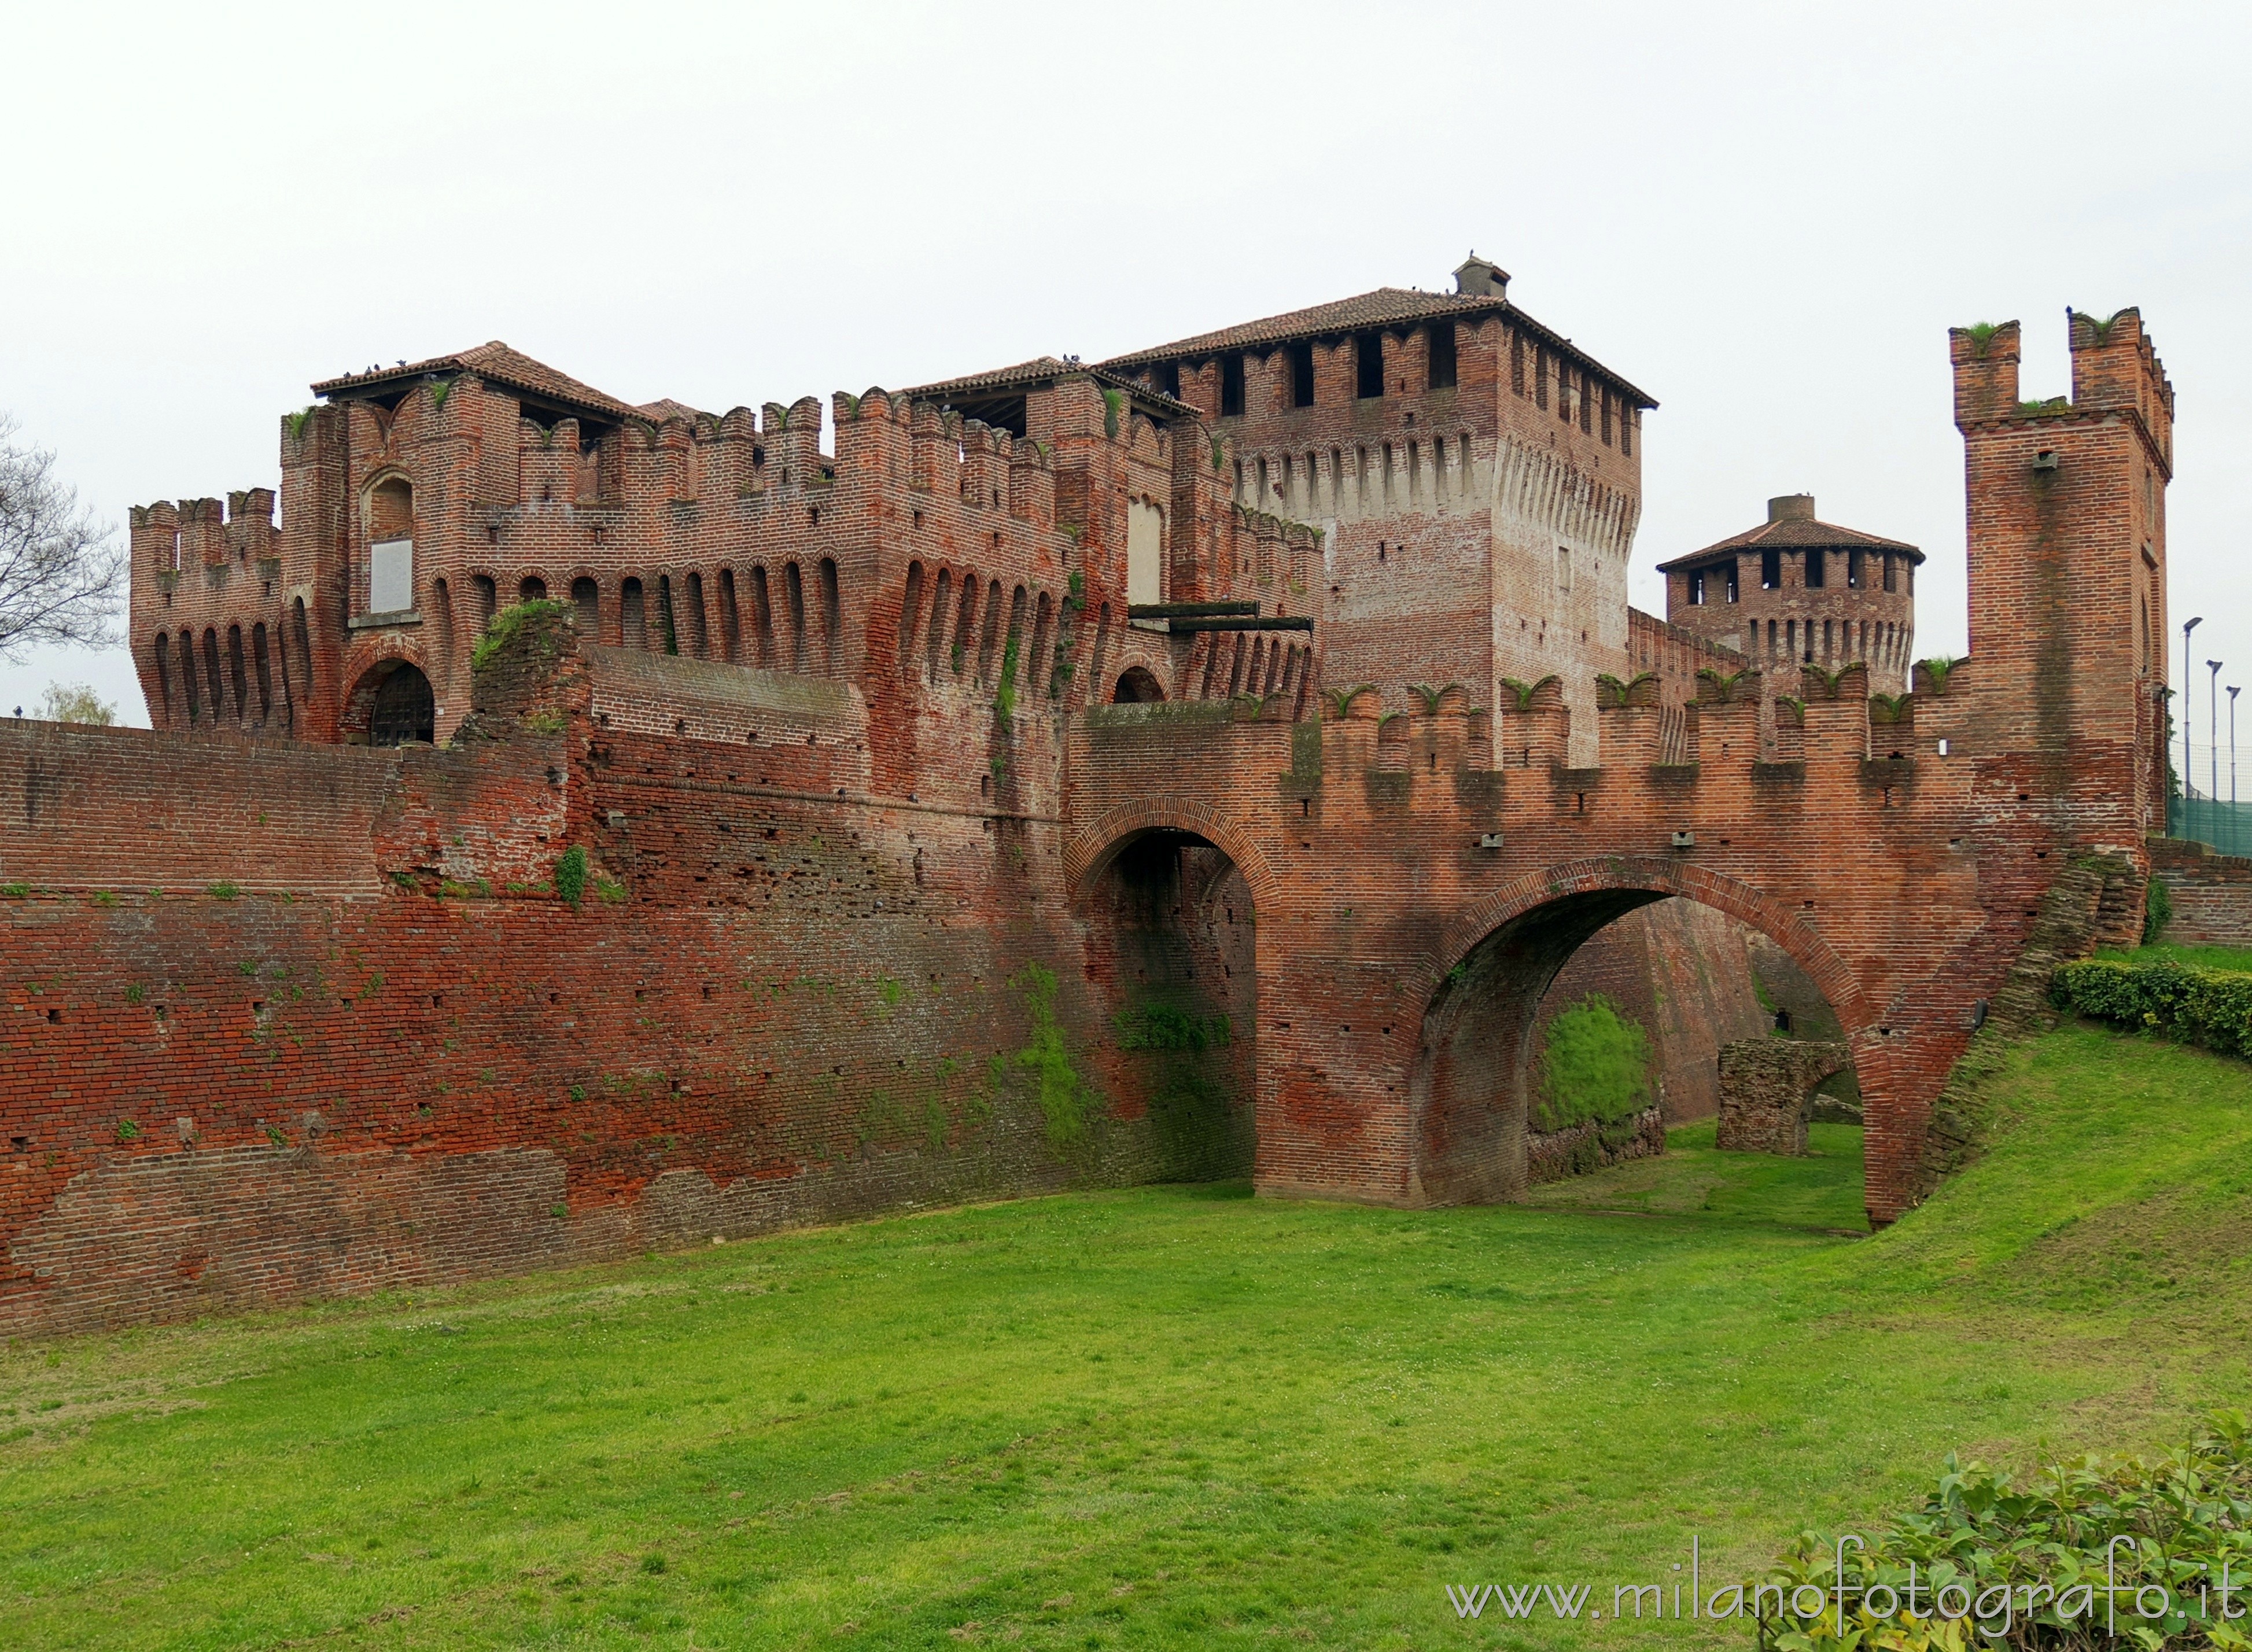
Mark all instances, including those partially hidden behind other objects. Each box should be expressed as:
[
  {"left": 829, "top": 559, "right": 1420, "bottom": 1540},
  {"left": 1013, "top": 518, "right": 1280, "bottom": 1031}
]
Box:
[{"left": 4, "top": 1, "right": 2247, "bottom": 770}]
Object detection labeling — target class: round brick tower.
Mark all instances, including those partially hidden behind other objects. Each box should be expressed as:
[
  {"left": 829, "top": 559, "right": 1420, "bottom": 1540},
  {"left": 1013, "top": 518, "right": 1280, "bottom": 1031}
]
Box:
[{"left": 1657, "top": 495, "right": 1921, "bottom": 693}]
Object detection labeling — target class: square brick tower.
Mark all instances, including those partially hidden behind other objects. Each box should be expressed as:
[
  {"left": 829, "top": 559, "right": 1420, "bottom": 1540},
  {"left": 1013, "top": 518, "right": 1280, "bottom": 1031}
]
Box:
[{"left": 1951, "top": 309, "right": 2173, "bottom": 854}]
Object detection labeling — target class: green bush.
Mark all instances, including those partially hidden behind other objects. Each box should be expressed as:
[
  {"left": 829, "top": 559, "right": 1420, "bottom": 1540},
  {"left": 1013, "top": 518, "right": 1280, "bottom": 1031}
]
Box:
[
  {"left": 1536, "top": 994, "right": 1650, "bottom": 1131},
  {"left": 470, "top": 598, "right": 573, "bottom": 674},
  {"left": 2052, "top": 957, "right": 2252, "bottom": 1058},
  {"left": 1749, "top": 1413, "right": 2252, "bottom": 1652},
  {"left": 2146, "top": 876, "right": 2174, "bottom": 943},
  {"left": 552, "top": 846, "right": 589, "bottom": 909}
]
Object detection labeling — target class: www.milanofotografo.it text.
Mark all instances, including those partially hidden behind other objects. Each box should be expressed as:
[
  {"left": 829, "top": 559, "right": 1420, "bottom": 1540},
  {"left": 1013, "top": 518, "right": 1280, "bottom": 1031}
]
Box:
[{"left": 1448, "top": 1536, "right": 2250, "bottom": 1633}]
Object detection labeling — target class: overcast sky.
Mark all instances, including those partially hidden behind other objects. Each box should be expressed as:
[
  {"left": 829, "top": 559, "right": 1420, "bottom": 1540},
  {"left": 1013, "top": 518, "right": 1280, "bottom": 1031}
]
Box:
[{"left": 5, "top": 1, "right": 2247, "bottom": 773}]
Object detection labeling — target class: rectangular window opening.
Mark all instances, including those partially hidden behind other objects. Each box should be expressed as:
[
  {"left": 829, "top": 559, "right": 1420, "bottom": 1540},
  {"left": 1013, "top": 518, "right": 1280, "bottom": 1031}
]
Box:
[
  {"left": 1426, "top": 323, "right": 1456, "bottom": 390},
  {"left": 1288, "top": 341, "right": 1315, "bottom": 408},
  {"left": 1219, "top": 355, "right": 1245, "bottom": 417},
  {"left": 1355, "top": 331, "right": 1385, "bottom": 400}
]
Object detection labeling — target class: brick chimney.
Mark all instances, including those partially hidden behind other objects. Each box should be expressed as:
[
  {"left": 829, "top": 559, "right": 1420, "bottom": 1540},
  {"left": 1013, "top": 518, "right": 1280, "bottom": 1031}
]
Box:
[{"left": 1768, "top": 494, "right": 1816, "bottom": 522}]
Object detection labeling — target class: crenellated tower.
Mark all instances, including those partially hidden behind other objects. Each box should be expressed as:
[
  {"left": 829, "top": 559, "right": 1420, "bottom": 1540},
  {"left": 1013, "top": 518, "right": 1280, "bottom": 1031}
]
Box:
[{"left": 1950, "top": 309, "right": 2173, "bottom": 855}]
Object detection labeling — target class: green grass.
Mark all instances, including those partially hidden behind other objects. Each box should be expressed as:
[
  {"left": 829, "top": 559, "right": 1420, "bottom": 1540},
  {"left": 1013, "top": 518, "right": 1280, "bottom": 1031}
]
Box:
[
  {"left": 2115, "top": 940, "right": 2252, "bottom": 973},
  {"left": 1, "top": 1024, "right": 2247, "bottom": 1649},
  {"left": 1523, "top": 1118, "right": 1868, "bottom": 1230}
]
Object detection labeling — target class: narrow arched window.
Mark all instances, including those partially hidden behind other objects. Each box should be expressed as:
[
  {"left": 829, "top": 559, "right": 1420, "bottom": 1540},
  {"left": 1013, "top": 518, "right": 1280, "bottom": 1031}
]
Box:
[
  {"left": 621, "top": 577, "right": 647, "bottom": 650},
  {"left": 783, "top": 563, "right": 806, "bottom": 672},
  {"left": 899, "top": 562, "right": 926, "bottom": 672}
]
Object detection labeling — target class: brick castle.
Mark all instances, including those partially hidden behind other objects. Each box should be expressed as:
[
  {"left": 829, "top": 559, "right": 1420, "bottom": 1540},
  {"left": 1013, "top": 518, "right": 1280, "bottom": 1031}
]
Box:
[{"left": 0, "top": 267, "right": 2172, "bottom": 1334}]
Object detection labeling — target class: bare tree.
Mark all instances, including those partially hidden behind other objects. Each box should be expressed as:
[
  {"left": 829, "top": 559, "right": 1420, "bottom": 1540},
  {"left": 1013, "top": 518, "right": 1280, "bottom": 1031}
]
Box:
[{"left": 0, "top": 414, "right": 125, "bottom": 659}]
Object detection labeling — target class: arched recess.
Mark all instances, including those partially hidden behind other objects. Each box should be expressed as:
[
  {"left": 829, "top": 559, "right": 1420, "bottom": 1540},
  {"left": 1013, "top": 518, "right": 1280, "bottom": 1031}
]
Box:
[
  {"left": 1072, "top": 817, "right": 1265, "bottom": 1183},
  {"left": 1409, "top": 857, "right": 1870, "bottom": 1208},
  {"left": 341, "top": 657, "right": 436, "bottom": 746},
  {"left": 1065, "top": 798, "right": 1280, "bottom": 919},
  {"left": 1112, "top": 666, "right": 1165, "bottom": 703}
]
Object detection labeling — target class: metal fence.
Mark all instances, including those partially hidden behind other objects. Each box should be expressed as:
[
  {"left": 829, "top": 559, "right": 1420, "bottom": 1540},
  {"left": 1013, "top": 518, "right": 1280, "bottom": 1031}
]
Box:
[{"left": 2170, "top": 795, "right": 2252, "bottom": 858}]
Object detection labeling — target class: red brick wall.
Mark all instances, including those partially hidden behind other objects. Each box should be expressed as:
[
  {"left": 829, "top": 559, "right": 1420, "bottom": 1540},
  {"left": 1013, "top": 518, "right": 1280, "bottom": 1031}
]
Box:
[
  {"left": 2151, "top": 840, "right": 2252, "bottom": 946},
  {"left": 12, "top": 307, "right": 2163, "bottom": 1338}
]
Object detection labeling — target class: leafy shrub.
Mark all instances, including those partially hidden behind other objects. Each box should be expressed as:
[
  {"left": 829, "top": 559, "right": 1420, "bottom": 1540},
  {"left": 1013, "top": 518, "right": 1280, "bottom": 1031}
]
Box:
[
  {"left": 1749, "top": 1413, "right": 2252, "bottom": 1652},
  {"left": 552, "top": 846, "right": 589, "bottom": 909},
  {"left": 1114, "top": 1000, "right": 1231, "bottom": 1052},
  {"left": 1536, "top": 994, "right": 1649, "bottom": 1131},
  {"left": 2052, "top": 957, "right": 2252, "bottom": 1059},
  {"left": 470, "top": 598, "right": 573, "bottom": 674},
  {"left": 2146, "top": 877, "right": 2174, "bottom": 944}
]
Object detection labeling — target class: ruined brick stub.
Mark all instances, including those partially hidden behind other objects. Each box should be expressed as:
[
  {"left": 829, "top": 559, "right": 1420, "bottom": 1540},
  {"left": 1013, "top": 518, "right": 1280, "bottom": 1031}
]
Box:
[{"left": 1715, "top": 1041, "right": 1852, "bottom": 1155}]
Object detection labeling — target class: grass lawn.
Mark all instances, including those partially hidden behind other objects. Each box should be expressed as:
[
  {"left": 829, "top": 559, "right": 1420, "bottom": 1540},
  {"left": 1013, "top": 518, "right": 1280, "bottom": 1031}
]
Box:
[
  {"left": 2111, "top": 941, "right": 2252, "bottom": 972},
  {"left": 3, "top": 1023, "right": 2249, "bottom": 1649}
]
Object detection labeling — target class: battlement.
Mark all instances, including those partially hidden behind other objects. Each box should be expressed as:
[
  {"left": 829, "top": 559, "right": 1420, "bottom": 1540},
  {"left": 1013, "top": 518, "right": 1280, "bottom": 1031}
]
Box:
[
  {"left": 1951, "top": 310, "right": 2173, "bottom": 472},
  {"left": 128, "top": 489, "right": 278, "bottom": 585},
  {"left": 2068, "top": 307, "right": 2174, "bottom": 470},
  {"left": 1269, "top": 659, "right": 1967, "bottom": 791}
]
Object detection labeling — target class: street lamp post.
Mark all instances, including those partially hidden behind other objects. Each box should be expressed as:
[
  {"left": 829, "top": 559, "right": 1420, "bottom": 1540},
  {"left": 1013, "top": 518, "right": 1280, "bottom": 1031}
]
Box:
[
  {"left": 2211, "top": 661, "right": 2224, "bottom": 808},
  {"left": 2184, "top": 617, "right": 2204, "bottom": 801},
  {"left": 2231, "top": 685, "right": 2241, "bottom": 812}
]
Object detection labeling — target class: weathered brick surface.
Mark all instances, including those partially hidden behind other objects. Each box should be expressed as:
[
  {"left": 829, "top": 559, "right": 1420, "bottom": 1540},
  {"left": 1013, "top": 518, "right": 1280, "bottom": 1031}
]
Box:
[
  {"left": 0, "top": 301, "right": 2170, "bottom": 1337},
  {"left": 2151, "top": 839, "right": 2252, "bottom": 946},
  {"left": 1716, "top": 1039, "right": 1853, "bottom": 1154}
]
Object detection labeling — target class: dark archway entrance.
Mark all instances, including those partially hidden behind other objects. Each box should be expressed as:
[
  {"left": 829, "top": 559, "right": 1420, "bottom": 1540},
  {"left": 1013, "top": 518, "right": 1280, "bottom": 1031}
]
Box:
[
  {"left": 1112, "top": 666, "right": 1165, "bottom": 703},
  {"left": 1078, "top": 828, "right": 1256, "bottom": 1182},
  {"left": 366, "top": 663, "right": 435, "bottom": 746}
]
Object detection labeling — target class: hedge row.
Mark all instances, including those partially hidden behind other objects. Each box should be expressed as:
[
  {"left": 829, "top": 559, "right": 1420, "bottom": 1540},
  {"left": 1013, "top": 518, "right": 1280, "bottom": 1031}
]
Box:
[
  {"left": 2051, "top": 957, "right": 2252, "bottom": 1057},
  {"left": 1750, "top": 1413, "right": 2252, "bottom": 1652}
]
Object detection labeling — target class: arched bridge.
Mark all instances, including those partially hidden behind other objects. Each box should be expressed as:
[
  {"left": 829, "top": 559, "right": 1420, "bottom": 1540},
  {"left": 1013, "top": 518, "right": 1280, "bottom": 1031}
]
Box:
[{"left": 1066, "top": 667, "right": 2145, "bottom": 1226}]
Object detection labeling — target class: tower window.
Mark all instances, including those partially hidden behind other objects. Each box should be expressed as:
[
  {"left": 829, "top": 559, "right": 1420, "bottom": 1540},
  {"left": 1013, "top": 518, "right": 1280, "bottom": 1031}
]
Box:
[
  {"left": 1288, "top": 341, "right": 1315, "bottom": 407},
  {"left": 1690, "top": 568, "right": 1707, "bottom": 606},
  {"left": 1426, "top": 323, "right": 1456, "bottom": 390},
  {"left": 1805, "top": 548, "right": 1826, "bottom": 589},
  {"left": 1155, "top": 361, "right": 1181, "bottom": 399},
  {"left": 1848, "top": 548, "right": 1864, "bottom": 589},
  {"left": 1220, "top": 354, "right": 1245, "bottom": 416},
  {"left": 1725, "top": 560, "right": 1740, "bottom": 603},
  {"left": 1761, "top": 549, "right": 1781, "bottom": 590},
  {"left": 1355, "top": 332, "right": 1385, "bottom": 400}
]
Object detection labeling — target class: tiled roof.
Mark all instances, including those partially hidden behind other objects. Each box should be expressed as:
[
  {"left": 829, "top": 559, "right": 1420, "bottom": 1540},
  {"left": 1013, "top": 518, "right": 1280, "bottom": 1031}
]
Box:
[
  {"left": 314, "top": 342, "right": 642, "bottom": 421},
  {"left": 1656, "top": 516, "right": 1923, "bottom": 572},
  {"left": 1101, "top": 287, "right": 1657, "bottom": 408},
  {"left": 1106, "top": 289, "right": 1495, "bottom": 360},
  {"left": 635, "top": 398, "right": 707, "bottom": 422},
  {"left": 904, "top": 356, "right": 1196, "bottom": 418}
]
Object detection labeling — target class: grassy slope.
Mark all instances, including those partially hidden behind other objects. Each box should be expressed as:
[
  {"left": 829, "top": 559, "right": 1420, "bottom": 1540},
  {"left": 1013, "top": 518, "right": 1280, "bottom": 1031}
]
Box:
[{"left": 1, "top": 1024, "right": 2247, "bottom": 1650}]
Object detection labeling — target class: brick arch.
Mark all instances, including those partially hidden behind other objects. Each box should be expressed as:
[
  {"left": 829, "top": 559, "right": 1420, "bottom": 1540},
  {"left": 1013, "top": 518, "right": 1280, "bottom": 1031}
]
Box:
[
  {"left": 1064, "top": 798, "right": 1280, "bottom": 917},
  {"left": 337, "top": 634, "right": 434, "bottom": 742},
  {"left": 1403, "top": 855, "right": 1876, "bottom": 1209},
  {"left": 1425, "top": 855, "right": 1872, "bottom": 1034}
]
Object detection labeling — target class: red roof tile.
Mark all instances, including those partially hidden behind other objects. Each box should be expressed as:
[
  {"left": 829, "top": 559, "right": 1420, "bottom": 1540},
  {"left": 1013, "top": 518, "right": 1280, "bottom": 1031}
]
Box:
[
  {"left": 1656, "top": 516, "right": 1923, "bottom": 573},
  {"left": 314, "top": 342, "right": 642, "bottom": 422},
  {"left": 1102, "top": 288, "right": 1656, "bottom": 408}
]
